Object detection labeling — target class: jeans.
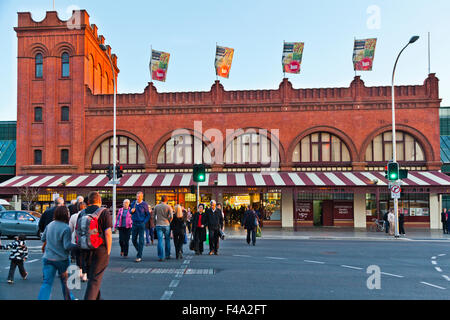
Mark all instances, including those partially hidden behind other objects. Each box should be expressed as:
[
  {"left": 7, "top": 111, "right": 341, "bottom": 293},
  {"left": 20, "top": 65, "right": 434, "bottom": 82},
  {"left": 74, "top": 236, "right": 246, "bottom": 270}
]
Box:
[
  {"left": 246, "top": 227, "right": 256, "bottom": 245},
  {"left": 156, "top": 225, "right": 171, "bottom": 259},
  {"left": 118, "top": 227, "right": 132, "bottom": 256},
  {"left": 131, "top": 222, "right": 145, "bottom": 259},
  {"left": 38, "top": 258, "right": 75, "bottom": 300},
  {"left": 145, "top": 227, "right": 155, "bottom": 244},
  {"left": 8, "top": 259, "right": 27, "bottom": 281}
]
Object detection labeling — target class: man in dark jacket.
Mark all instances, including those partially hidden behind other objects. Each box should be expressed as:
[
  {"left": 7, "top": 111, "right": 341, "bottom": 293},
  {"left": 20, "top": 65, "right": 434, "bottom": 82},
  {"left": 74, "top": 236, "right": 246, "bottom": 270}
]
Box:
[
  {"left": 441, "top": 208, "right": 448, "bottom": 234},
  {"left": 68, "top": 196, "right": 84, "bottom": 216},
  {"left": 205, "top": 200, "right": 223, "bottom": 255},
  {"left": 244, "top": 205, "right": 259, "bottom": 246},
  {"left": 383, "top": 211, "right": 389, "bottom": 234},
  {"left": 38, "top": 197, "right": 65, "bottom": 233}
]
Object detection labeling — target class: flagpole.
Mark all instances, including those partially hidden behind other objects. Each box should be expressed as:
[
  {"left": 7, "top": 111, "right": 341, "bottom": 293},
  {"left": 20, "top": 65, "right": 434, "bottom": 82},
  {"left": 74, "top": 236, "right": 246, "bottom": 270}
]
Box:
[
  {"left": 283, "top": 40, "right": 286, "bottom": 79},
  {"left": 215, "top": 42, "right": 218, "bottom": 81},
  {"left": 428, "top": 32, "right": 431, "bottom": 75},
  {"left": 354, "top": 37, "right": 357, "bottom": 78},
  {"left": 150, "top": 45, "right": 153, "bottom": 84}
]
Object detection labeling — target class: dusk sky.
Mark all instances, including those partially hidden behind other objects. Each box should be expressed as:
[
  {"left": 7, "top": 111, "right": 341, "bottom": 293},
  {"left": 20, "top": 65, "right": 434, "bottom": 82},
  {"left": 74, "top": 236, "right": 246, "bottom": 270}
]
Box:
[{"left": 0, "top": 0, "right": 449, "bottom": 120}]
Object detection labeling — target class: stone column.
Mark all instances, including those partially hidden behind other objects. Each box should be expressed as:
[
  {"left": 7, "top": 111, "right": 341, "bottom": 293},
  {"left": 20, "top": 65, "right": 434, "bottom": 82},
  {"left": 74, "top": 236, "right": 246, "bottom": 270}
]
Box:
[
  {"left": 281, "top": 190, "right": 294, "bottom": 228},
  {"left": 353, "top": 193, "right": 366, "bottom": 229},
  {"left": 430, "top": 193, "right": 440, "bottom": 230}
]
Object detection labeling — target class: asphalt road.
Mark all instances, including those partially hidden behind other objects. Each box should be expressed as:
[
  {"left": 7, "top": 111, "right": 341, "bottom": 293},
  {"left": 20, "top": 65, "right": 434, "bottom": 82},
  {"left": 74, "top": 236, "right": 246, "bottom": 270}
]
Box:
[{"left": 0, "top": 235, "right": 449, "bottom": 300}]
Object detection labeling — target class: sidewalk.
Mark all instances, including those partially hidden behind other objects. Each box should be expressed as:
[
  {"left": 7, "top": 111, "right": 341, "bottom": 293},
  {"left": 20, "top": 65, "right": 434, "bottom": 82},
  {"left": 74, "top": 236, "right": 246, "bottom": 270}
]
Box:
[{"left": 112, "top": 225, "right": 450, "bottom": 242}]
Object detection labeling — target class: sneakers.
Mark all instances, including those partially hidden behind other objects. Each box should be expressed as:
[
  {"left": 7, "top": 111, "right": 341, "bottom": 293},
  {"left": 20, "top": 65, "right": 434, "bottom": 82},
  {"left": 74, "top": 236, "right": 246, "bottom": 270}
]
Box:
[
  {"left": 209, "top": 251, "right": 214, "bottom": 255},
  {"left": 135, "top": 258, "right": 142, "bottom": 263},
  {"left": 7, "top": 280, "right": 13, "bottom": 284}
]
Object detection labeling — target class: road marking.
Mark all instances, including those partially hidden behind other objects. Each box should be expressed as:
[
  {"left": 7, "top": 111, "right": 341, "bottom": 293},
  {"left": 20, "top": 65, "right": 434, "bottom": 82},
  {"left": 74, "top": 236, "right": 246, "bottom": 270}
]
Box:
[
  {"left": 435, "top": 267, "right": 443, "bottom": 272},
  {"left": 340, "top": 265, "right": 363, "bottom": 270},
  {"left": 443, "top": 275, "right": 450, "bottom": 281},
  {"left": 438, "top": 254, "right": 446, "bottom": 257},
  {"left": 169, "top": 280, "right": 180, "bottom": 288},
  {"left": 160, "top": 291, "right": 173, "bottom": 300},
  {"left": 25, "top": 259, "right": 39, "bottom": 264},
  {"left": 432, "top": 256, "right": 437, "bottom": 260},
  {"left": 182, "top": 260, "right": 190, "bottom": 265},
  {"left": 381, "top": 272, "right": 404, "bottom": 278},
  {"left": 420, "top": 282, "right": 446, "bottom": 290},
  {"left": 431, "top": 261, "right": 437, "bottom": 265},
  {"left": 233, "top": 255, "right": 251, "bottom": 258},
  {"left": 265, "top": 257, "right": 287, "bottom": 260},
  {"left": 304, "top": 260, "right": 325, "bottom": 264}
]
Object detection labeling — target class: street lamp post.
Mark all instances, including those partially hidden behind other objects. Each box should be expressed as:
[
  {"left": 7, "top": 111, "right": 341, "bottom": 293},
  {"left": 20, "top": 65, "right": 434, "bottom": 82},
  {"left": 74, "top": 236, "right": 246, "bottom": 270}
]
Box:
[
  {"left": 391, "top": 35, "right": 419, "bottom": 238},
  {"left": 100, "top": 44, "right": 117, "bottom": 232}
]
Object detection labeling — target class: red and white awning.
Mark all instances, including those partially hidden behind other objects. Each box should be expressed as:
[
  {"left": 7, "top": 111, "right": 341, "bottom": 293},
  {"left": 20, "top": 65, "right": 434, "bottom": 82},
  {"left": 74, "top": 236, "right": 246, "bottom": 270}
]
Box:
[{"left": 1, "top": 171, "right": 450, "bottom": 188}]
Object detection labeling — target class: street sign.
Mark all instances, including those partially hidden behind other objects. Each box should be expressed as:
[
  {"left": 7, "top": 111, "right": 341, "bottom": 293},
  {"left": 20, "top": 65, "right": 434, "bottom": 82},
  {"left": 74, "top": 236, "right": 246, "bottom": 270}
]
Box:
[{"left": 391, "top": 184, "right": 401, "bottom": 199}]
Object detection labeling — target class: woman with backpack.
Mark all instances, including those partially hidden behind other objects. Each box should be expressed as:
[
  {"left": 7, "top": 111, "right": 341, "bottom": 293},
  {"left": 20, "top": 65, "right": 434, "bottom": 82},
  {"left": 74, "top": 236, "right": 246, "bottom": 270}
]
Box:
[
  {"left": 170, "top": 205, "right": 187, "bottom": 259},
  {"left": 38, "top": 206, "right": 77, "bottom": 300}
]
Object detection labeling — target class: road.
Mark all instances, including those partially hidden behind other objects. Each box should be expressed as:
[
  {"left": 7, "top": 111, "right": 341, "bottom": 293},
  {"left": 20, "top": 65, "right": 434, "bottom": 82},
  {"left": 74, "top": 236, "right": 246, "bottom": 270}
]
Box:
[{"left": 0, "top": 235, "right": 449, "bottom": 300}]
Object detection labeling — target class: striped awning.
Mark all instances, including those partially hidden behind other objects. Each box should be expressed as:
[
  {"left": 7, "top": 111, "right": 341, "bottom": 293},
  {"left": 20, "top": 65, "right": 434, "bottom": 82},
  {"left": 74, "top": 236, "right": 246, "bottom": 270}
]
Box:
[{"left": 1, "top": 171, "right": 450, "bottom": 188}]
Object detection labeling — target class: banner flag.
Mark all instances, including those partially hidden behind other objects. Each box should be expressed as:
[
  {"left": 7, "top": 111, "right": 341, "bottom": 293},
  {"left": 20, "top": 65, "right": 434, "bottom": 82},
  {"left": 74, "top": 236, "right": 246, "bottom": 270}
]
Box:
[
  {"left": 215, "top": 45, "right": 234, "bottom": 78},
  {"left": 282, "top": 42, "right": 304, "bottom": 74},
  {"left": 353, "top": 38, "right": 377, "bottom": 71},
  {"left": 150, "top": 49, "right": 170, "bottom": 82}
]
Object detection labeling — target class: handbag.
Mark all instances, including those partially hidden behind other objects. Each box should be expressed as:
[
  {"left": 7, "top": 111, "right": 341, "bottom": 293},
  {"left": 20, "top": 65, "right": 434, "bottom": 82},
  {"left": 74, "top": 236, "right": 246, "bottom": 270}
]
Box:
[
  {"left": 189, "top": 233, "right": 195, "bottom": 251},
  {"left": 256, "top": 226, "right": 261, "bottom": 238}
]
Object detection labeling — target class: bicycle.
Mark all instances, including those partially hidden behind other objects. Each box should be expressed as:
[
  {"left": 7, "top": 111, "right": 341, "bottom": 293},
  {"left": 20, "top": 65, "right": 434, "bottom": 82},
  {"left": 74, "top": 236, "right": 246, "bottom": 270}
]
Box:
[{"left": 369, "top": 218, "right": 385, "bottom": 232}]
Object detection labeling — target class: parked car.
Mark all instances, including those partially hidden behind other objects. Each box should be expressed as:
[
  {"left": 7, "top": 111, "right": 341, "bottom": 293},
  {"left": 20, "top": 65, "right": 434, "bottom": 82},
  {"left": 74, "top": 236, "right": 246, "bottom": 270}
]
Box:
[
  {"left": 0, "top": 199, "right": 14, "bottom": 212},
  {"left": 0, "top": 210, "right": 41, "bottom": 239}
]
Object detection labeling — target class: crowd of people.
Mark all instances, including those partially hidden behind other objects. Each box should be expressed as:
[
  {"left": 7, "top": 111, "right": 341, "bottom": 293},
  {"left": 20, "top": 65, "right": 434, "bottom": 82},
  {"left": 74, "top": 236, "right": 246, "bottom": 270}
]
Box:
[{"left": 0, "top": 191, "right": 263, "bottom": 300}]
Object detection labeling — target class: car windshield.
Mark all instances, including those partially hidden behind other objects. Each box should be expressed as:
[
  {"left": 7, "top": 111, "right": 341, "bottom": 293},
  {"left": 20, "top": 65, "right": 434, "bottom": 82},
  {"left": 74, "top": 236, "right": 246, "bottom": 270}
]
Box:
[{"left": 0, "top": 204, "right": 14, "bottom": 211}]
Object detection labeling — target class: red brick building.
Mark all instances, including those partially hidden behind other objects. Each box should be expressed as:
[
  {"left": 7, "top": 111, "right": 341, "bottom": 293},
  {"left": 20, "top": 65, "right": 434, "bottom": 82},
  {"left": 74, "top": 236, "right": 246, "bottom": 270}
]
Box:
[{"left": 3, "top": 9, "right": 450, "bottom": 229}]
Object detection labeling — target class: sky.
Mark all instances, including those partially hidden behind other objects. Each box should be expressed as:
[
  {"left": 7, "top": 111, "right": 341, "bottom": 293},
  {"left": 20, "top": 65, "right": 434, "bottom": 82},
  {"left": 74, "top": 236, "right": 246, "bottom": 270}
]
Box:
[{"left": 0, "top": 0, "right": 449, "bottom": 121}]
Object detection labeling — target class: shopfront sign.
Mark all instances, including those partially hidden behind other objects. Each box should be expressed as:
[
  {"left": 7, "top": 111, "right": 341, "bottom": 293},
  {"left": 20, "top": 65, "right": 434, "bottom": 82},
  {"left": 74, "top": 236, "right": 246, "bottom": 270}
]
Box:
[{"left": 295, "top": 201, "right": 313, "bottom": 221}]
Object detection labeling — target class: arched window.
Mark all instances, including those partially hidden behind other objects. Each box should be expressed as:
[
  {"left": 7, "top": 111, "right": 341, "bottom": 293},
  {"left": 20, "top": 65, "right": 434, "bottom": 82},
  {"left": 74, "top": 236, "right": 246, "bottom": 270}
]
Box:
[
  {"left": 224, "top": 132, "right": 279, "bottom": 166},
  {"left": 34, "top": 150, "right": 42, "bottom": 165},
  {"left": 34, "top": 107, "right": 43, "bottom": 122},
  {"left": 35, "top": 54, "right": 43, "bottom": 78},
  {"left": 61, "top": 106, "right": 69, "bottom": 122},
  {"left": 292, "top": 132, "right": 350, "bottom": 163},
  {"left": 61, "top": 149, "right": 69, "bottom": 165},
  {"left": 365, "top": 131, "right": 425, "bottom": 162},
  {"left": 157, "top": 135, "right": 212, "bottom": 166},
  {"left": 61, "top": 52, "right": 70, "bottom": 77},
  {"left": 92, "top": 136, "right": 145, "bottom": 167}
]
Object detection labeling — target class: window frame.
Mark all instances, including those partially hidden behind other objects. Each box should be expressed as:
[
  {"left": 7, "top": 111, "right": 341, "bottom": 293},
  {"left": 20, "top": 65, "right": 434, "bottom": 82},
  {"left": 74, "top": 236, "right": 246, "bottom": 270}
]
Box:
[
  {"left": 61, "top": 106, "right": 70, "bottom": 122},
  {"left": 61, "top": 52, "right": 70, "bottom": 78},
  {"left": 61, "top": 149, "right": 69, "bottom": 165},
  {"left": 34, "top": 107, "right": 43, "bottom": 122},
  {"left": 35, "top": 53, "right": 43, "bottom": 78},
  {"left": 34, "top": 149, "right": 42, "bottom": 165}
]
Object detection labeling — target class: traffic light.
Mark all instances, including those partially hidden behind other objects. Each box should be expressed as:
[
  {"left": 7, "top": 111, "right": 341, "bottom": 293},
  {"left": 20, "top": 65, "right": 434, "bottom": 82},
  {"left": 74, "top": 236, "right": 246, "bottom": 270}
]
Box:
[
  {"left": 190, "top": 185, "right": 196, "bottom": 194},
  {"left": 387, "top": 162, "right": 399, "bottom": 181},
  {"left": 106, "top": 165, "right": 113, "bottom": 181},
  {"left": 399, "top": 169, "right": 408, "bottom": 179},
  {"left": 116, "top": 165, "right": 124, "bottom": 179},
  {"left": 193, "top": 164, "right": 206, "bottom": 182}
]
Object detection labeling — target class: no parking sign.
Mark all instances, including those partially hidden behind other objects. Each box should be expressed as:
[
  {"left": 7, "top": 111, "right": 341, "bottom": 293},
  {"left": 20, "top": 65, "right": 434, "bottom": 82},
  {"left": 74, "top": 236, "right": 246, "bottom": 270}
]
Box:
[{"left": 390, "top": 184, "right": 401, "bottom": 199}]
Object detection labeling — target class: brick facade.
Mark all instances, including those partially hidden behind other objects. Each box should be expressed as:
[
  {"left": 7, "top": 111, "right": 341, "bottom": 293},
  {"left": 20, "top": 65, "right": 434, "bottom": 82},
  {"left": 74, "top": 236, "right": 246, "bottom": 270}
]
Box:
[{"left": 15, "top": 10, "right": 442, "bottom": 175}]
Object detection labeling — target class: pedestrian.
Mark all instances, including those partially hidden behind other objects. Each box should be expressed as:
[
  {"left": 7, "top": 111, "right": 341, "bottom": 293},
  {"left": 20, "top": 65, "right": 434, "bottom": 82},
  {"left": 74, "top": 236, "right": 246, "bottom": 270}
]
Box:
[
  {"left": 38, "top": 206, "right": 76, "bottom": 300},
  {"left": 441, "top": 208, "right": 448, "bottom": 234},
  {"left": 154, "top": 195, "right": 174, "bottom": 261},
  {"left": 171, "top": 205, "right": 187, "bottom": 259},
  {"left": 205, "top": 200, "right": 224, "bottom": 255},
  {"left": 0, "top": 235, "right": 28, "bottom": 284},
  {"left": 68, "top": 196, "right": 84, "bottom": 216},
  {"left": 115, "top": 199, "right": 133, "bottom": 257},
  {"left": 399, "top": 212, "right": 406, "bottom": 236},
  {"left": 244, "top": 205, "right": 259, "bottom": 246},
  {"left": 145, "top": 204, "right": 154, "bottom": 246},
  {"left": 38, "top": 197, "right": 65, "bottom": 234},
  {"left": 388, "top": 210, "right": 395, "bottom": 236},
  {"left": 186, "top": 207, "right": 193, "bottom": 234},
  {"left": 383, "top": 211, "right": 389, "bottom": 234},
  {"left": 81, "top": 191, "right": 112, "bottom": 300},
  {"left": 69, "top": 201, "right": 88, "bottom": 282},
  {"left": 192, "top": 204, "right": 207, "bottom": 255},
  {"left": 130, "top": 191, "right": 150, "bottom": 262}
]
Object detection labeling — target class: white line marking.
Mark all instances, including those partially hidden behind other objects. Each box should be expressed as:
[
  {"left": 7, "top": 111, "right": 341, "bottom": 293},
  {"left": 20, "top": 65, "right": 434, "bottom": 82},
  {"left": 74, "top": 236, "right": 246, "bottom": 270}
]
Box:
[
  {"left": 431, "top": 261, "right": 437, "bottom": 265},
  {"left": 435, "top": 267, "right": 443, "bottom": 272},
  {"left": 443, "top": 275, "right": 450, "bottom": 281},
  {"left": 304, "top": 260, "right": 325, "bottom": 264},
  {"left": 381, "top": 272, "right": 404, "bottom": 278},
  {"left": 438, "top": 254, "right": 446, "bottom": 257},
  {"left": 233, "top": 255, "right": 251, "bottom": 258},
  {"left": 265, "top": 257, "right": 287, "bottom": 260},
  {"left": 341, "top": 265, "right": 363, "bottom": 270},
  {"left": 182, "top": 260, "right": 190, "bottom": 264},
  {"left": 420, "top": 282, "right": 446, "bottom": 290},
  {"left": 160, "top": 291, "right": 173, "bottom": 300},
  {"left": 169, "top": 280, "right": 180, "bottom": 288},
  {"left": 432, "top": 256, "right": 437, "bottom": 260},
  {"left": 25, "top": 259, "right": 39, "bottom": 264}
]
